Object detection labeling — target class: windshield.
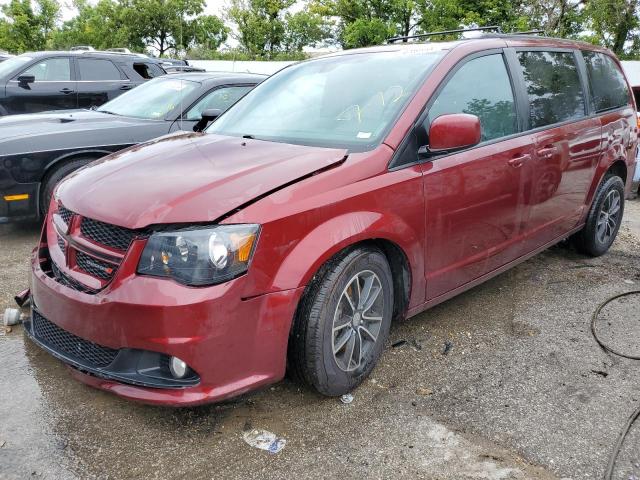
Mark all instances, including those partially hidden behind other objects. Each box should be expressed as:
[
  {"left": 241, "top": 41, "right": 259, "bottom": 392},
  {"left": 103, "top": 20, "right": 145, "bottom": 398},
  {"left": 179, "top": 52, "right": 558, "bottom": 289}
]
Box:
[
  {"left": 207, "top": 50, "right": 444, "bottom": 150},
  {"left": 97, "top": 77, "right": 199, "bottom": 119},
  {"left": 0, "top": 55, "right": 32, "bottom": 78}
]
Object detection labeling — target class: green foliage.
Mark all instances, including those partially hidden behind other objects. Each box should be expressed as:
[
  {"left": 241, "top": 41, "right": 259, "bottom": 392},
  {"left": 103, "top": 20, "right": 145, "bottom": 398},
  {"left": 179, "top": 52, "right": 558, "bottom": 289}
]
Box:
[
  {"left": 583, "top": 0, "right": 639, "bottom": 56},
  {"left": 1, "top": 0, "right": 639, "bottom": 60},
  {"left": 52, "top": 0, "right": 142, "bottom": 51},
  {"left": 226, "top": 0, "right": 328, "bottom": 58},
  {"left": 0, "top": 0, "right": 60, "bottom": 52}
]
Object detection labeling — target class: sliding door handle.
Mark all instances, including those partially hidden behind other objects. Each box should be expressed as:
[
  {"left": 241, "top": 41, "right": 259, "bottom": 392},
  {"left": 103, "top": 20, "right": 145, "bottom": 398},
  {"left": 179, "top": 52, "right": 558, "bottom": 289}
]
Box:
[{"left": 508, "top": 153, "right": 531, "bottom": 168}]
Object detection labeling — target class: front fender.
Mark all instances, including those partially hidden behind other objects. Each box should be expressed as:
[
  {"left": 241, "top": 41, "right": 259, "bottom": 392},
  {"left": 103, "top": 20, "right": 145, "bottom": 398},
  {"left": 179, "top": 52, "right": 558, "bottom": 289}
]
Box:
[{"left": 269, "top": 210, "right": 424, "bottom": 306}]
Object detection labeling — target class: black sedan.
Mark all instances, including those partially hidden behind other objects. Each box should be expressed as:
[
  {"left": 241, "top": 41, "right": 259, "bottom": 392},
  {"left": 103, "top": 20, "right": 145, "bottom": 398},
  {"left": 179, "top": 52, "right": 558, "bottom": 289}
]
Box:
[{"left": 0, "top": 72, "right": 264, "bottom": 223}]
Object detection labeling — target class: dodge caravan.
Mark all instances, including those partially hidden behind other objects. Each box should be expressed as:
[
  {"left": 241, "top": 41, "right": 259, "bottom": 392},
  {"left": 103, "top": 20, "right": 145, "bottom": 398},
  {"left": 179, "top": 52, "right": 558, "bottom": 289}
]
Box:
[{"left": 28, "top": 34, "right": 638, "bottom": 406}]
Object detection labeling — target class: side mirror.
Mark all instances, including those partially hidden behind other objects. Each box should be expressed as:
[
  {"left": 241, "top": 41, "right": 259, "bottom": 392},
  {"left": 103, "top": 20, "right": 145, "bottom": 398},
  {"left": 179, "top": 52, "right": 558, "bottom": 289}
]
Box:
[
  {"left": 193, "top": 108, "right": 222, "bottom": 132},
  {"left": 420, "top": 113, "right": 481, "bottom": 157},
  {"left": 17, "top": 75, "right": 35, "bottom": 87}
]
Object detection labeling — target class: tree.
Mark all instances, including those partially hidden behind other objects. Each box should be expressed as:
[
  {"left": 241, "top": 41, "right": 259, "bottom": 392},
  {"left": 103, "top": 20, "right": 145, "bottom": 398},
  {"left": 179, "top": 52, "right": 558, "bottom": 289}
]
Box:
[
  {"left": 584, "top": 0, "right": 639, "bottom": 56},
  {"left": 226, "top": 0, "right": 328, "bottom": 58},
  {"left": 53, "top": 0, "right": 143, "bottom": 51},
  {"left": 125, "top": 0, "right": 208, "bottom": 56},
  {"left": 0, "top": 0, "right": 60, "bottom": 53},
  {"left": 193, "top": 15, "right": 228, "bottom": 51},
  {"left": 310, "top": 0, "right": 420, "bottom": 48}
]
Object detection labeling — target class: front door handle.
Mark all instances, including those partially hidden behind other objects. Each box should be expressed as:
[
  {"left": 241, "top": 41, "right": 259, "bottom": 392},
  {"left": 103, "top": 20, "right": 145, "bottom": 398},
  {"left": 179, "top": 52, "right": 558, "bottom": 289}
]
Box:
[
  {"left": 59, "top": 88, "right": 75, "bottom": 94},
  {"left": 120, "top": 85, "right": 132, "bottom": 90},
  {"left": 537, "top": 146, "right": 558, "bottom": 159},
  {"left": 508, "top": 153, "right": 531, "bottom": 168}
]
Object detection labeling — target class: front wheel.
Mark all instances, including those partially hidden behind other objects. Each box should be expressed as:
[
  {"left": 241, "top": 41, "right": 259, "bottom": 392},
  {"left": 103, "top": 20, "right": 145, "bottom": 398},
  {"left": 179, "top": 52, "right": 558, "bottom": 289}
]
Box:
[
  {"left": 572, "top": 174, "right": 625, "bottom": 256},
  {"left": 288, "top": 247, "right": 394, "bottom": 396}
]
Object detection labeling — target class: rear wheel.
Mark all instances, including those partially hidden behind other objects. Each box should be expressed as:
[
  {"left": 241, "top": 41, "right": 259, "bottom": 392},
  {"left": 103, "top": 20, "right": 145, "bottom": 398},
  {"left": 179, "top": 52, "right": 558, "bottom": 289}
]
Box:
[
  {"left": 288, "top": 247, "right": 394, "bottom": 396},
  {"left": 39, "top": 158, "right": 92, "bottom": 217},
  {"left": 572, "top": 174, "right": 625, "bottom": 256}
]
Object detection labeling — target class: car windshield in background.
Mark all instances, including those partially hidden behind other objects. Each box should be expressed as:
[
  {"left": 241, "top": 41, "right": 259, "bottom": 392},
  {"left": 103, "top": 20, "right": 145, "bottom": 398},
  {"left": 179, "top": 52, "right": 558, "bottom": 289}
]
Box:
[
  {"left": 207, "top": 50, "right": 445, "bottom": 150},
  {"left": 97, "top": 77, "right": 199, "bottom": 119},
  {"left": 0, "top": 55, "right": 32, "bottom": 78}
]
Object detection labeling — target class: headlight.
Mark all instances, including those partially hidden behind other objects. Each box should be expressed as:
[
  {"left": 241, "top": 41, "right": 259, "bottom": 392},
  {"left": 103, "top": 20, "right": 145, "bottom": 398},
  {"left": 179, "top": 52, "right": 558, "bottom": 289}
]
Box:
[{"left": 137, "top": 224, "right": 260, "bottom": 286}]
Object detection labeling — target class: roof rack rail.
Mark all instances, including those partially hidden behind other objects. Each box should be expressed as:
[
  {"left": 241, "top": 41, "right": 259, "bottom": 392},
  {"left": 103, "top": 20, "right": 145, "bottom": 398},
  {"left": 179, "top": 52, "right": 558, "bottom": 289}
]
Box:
[
  {"left": 509, "top": 30, "right": 544, "bottom": 35},
  {"left": 388, "top": 26, "right": 502, "bottom": 43}
]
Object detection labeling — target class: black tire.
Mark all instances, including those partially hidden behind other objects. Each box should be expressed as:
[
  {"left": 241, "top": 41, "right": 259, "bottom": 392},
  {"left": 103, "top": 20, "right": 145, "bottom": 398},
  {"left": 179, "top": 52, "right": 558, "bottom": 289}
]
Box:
[
  {"left": 39, "top": 158, "right": 92, "bottom": 217},
  {"left": 572, "top": 174, "right": 625, "bottom": 256},
  {"left": 288, "top": 246, "right": 394, "bottom": 396}
]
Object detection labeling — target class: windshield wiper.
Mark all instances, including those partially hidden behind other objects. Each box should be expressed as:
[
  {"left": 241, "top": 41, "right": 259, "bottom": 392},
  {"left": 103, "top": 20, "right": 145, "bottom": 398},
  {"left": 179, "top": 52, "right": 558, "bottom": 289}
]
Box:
[{"left": 97, "top": 110, "right": 118, "bottom": 115}]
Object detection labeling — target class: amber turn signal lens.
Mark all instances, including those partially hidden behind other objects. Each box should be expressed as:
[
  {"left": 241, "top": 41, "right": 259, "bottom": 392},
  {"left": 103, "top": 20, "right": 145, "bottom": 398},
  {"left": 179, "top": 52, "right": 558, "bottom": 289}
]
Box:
[{"left": 231, "top": 232, "right": 257, "bottom": 262}]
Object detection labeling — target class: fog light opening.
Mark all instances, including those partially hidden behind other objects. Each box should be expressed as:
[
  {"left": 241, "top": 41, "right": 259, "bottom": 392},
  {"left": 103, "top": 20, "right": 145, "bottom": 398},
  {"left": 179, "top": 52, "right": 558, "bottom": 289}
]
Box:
[{"left": 169, "top": 356, "right": 190, "bottom": 379}]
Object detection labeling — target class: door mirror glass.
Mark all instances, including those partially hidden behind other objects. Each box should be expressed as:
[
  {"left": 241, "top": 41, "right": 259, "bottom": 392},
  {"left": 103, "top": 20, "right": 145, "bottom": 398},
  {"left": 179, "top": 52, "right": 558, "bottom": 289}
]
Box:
[
  {"left": 17, "top": 74, "right": 35, "bottom": 86},
  {"left": 193, "top": 108, "right": 222, "bottom": 132},
  {"left": 426, "top": 113, "right": 481, "bottom": 153}
]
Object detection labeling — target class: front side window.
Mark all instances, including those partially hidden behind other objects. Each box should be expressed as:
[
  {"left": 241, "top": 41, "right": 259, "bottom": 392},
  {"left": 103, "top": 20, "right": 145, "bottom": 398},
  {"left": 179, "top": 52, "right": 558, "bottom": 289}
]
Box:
[
  {"left": 583, "top": 51, "right": 630, "bottom": 112},
  {"left": 185, "top": 85, "right": 253, "bottom": 121},
  {"left": 427, "top": 54, "right": 517, "bottom": 142},
  {"left": 208, "top": 50, "right": 445, "bottom": 151},
  {"left": 517, "top": 51, "right": 585, "bottom": 129},
  {"left": 78, "top": 58, "right": 122, "bottom": 81},
  {"left": 19, "top": 57, "right": 71, "bottom": 81},
  {"left": 97, "top": 77, "right": 199, "bottom": 119}
]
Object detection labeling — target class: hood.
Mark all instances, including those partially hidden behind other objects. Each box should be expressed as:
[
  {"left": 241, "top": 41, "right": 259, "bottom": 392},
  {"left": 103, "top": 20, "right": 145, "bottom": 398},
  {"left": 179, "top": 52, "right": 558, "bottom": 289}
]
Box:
[
  {"left": 57, "top": 133, "right": 348, "bottom": 229},
  {"left": 0, "top": 110, "right": 167, "bottom": 156}
]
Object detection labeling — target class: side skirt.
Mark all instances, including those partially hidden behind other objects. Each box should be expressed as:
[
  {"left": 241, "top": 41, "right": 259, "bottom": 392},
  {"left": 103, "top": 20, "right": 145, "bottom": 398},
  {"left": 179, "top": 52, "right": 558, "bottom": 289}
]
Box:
[{"left": 406, "top": 223, "right": 585, "bottom": 319}]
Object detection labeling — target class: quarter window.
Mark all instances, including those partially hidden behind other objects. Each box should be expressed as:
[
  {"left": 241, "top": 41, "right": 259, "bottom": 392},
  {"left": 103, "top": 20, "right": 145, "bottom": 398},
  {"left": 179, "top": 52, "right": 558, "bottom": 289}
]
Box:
[
  {"left": 78, "top": 58, "right": 122, "bottom": 81},
  {"left": 583, "top": 51, "right": 630, "bottom": 112},
  {"left": 19, "top": 57, "right": 71, "bottom": 81},
  {"left": 427, "top": 54, "right": 517, "bottom": 142},
  {"left": 517, "top": 51, "right": 585, "bottom": 129},
  {"left": 186, "top": 86, "right": 253, "bottom": 121}
]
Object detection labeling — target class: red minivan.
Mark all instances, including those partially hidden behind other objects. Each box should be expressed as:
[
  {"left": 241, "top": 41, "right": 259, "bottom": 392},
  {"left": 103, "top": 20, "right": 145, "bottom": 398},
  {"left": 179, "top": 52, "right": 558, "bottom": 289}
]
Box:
[{"left": 28, "top": 35, "right": 638, "bottom": 406}]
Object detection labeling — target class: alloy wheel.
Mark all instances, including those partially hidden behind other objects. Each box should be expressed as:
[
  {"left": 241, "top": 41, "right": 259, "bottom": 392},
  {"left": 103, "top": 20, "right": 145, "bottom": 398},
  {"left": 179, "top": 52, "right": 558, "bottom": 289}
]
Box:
[
  {"left": 332, "top": 270, "right": 384, "bottom": 372},
  {"left": 596, "top": 189, "right": 621, "bottom": 244}
]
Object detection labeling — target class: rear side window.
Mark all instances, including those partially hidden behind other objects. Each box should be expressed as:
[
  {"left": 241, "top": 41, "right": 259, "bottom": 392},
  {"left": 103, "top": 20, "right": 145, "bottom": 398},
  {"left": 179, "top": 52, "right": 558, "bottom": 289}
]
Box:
[
  {"left": 20, "top": 57, "right": 71, "bottom": 81},
  {"left": 427, "top": 54, "right": 517, "bottom": 142},
  {"left": 517, "top": 51, "right": 585, "bottom": 129},
  {"left": 583, "top": 51, "right": 630, "bottom": 112},
  {"left": 78, "top": 58, "right": 122, "bottom": 81},
  {"left": 133, "top": 63, "right": 160, "bottom": 79}
]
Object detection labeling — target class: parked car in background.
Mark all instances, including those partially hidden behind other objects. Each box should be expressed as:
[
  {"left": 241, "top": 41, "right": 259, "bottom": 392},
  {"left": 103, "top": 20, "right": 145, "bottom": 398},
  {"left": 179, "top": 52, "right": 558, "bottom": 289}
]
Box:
[
  {"left": 0, "top": 72, "right": 263, "bottom": 222},
  {"left": 28, "top": 35, "right": 637, "bottom": 406},
  {"left": 165, "top": 65, "right": 206, "bottom": 73},
  {"left": 0, "top": 51, "right": 12, "bottom": 62},
  {"left": 0, "top": 51, "right": 166, "bottom": 116},
  {"left": 621, "top": 61, "right": 640, "bottom": 196}
]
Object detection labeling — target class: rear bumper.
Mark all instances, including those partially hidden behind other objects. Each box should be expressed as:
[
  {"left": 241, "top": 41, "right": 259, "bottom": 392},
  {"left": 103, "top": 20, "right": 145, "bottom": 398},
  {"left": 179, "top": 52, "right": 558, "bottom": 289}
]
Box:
[{"left": 29, "top": 247, "right": 305, "bottom": 406}]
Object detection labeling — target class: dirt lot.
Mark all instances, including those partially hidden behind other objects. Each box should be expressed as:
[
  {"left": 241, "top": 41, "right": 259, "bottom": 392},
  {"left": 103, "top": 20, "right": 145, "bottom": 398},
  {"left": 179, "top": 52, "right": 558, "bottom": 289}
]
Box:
[{"left": 1, "top": 201, "right": 639, "bottom": 480}]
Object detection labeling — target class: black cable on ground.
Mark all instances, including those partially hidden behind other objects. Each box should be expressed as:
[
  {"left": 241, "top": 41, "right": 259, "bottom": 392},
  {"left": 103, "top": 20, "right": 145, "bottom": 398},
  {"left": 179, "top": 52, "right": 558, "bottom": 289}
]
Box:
[{"left": 590, "top": 290, "right": 640, "bottom": 480}]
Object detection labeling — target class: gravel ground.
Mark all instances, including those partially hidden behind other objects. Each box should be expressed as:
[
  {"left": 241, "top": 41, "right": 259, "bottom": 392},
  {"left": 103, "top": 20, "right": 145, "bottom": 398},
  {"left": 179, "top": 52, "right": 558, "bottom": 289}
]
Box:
[{"left": 1, "top": 200, "right": 639, "bottom": 480}]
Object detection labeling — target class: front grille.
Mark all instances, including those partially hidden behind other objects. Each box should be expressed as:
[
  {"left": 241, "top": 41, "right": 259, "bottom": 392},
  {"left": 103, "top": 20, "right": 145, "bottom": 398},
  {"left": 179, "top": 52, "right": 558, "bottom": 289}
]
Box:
[
  {"left": 51, "top": 262, "right": 98, "bottom": 294},
  {"left": 81, "top": 217, "right": 138, "bottom": 251},
  {"left": 32, "top": 311, "right": 118, "bottom": 368},
  {"left": 57, "top": 235, "right": 65, "bottom": 256},
  {"left": 58, "top": 206, "right": 74, "bottom": 225},
  {"left": 76, "top": 251, "right": 117, "bottom": 280}
]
